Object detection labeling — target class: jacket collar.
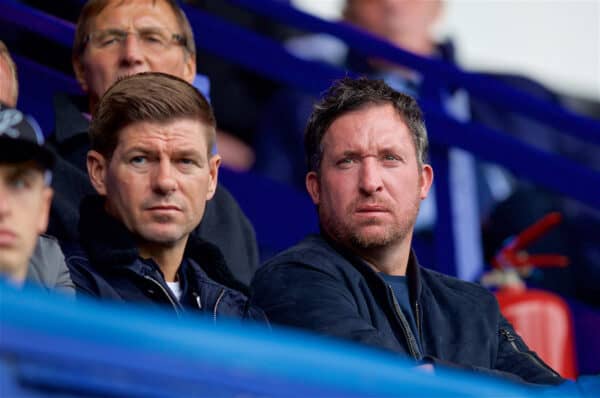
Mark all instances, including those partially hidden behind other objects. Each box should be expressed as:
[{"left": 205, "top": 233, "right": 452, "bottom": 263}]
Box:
[
  {"left": 78, "top": 195, "right": 249, "bottom": 294},
  {"left": 320, "top": 232, "right": 423, "bottom": 303}
]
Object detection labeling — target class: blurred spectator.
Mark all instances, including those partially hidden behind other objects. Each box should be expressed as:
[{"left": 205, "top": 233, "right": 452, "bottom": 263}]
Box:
[
  {"left": 1, "top": 40, "right": 74, "bottom": 294},
  {"left": 47, "top": 0, "right": 259, "bottom": 284},
  {"left": 0, "top": 40, "right": 18, "bottom": 108},
  {"left": 0, "top": 104, "right": 73, "bottom": 294}
]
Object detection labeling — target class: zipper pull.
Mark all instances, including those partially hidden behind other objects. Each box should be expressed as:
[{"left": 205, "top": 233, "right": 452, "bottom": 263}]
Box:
[
  {"left": 192, "top": 291, "right": 202, "bottom": 309},
  {"left": 500, "top": 328, "right": 516, "bottom": 341}
]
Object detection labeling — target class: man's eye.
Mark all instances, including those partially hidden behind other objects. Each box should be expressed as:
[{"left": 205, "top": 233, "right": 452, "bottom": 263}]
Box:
[
  {"left": 96, "top": 34, "right": 120, "bottom": 47},
  {"left": 9, "top": 177, "right": 30, "bottom": 190},
  {"left": 336, "top": 158, "right": 355, "bottom": 168},
  {"left": 141, "top": 33, "right": 166, "bottom": 45},
  {"left": 130, "top": 156, "right": 147, "bottom": 165}
]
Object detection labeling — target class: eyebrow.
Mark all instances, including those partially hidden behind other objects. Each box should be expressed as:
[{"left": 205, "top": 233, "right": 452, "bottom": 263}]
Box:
[{"left": 4, "top": 164, "right": 43, "bottom": 181}]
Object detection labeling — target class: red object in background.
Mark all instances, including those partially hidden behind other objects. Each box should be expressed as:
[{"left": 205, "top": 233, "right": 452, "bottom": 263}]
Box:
[
  {"left": 496, "top": 288, "right": 578, "bottom": 380},
  {"left": 492, "top": 212, "right": 569, "bottom": 270}
]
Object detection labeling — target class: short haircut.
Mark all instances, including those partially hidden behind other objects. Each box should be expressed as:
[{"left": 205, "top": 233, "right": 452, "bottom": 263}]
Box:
[
  {"left": 0, "top": 40, "right": 18, "bottom": 106},
  {"left": 89, "top": 72, "right": 216, "bottom": 158},
  {"left": 73, "top": 0, "right": 196, "bottom": 60},
  {"left": 304, "top": 76, "right": 429, "bottom": 173}
]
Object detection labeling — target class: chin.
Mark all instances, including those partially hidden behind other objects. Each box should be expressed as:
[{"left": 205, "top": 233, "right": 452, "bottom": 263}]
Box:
[
  {"left": 349, "top": 226, "right": 402, "bottom": 249},
  {"left": 139, "top": 227, "right": 186, "bottom": 246}
]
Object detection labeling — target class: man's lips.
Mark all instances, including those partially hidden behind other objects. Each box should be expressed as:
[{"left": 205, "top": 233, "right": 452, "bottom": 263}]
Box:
[
  {"left": 355, "top": 205, "right": 389, "bottom": 213},
  {"left": 146, "top": 205, "right": 182, "bottom": 212},
  {"left": 0, "top": 229, "right": 17, "bottom": 246}
]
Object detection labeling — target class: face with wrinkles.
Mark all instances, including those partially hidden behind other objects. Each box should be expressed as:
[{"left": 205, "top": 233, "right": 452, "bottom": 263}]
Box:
[
  {"left": 87, "top": 119, "right": 220, "bottom": 251},
  {"left": 306, "top": 104, "right": 432, "bottom": 251},
  {"left": 74, "top": 0, "right": 195, "bottom": 110}
]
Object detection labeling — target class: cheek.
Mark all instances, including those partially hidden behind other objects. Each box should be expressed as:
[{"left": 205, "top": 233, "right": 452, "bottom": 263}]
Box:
[{"left": 85, "top": 59, "right": 115, "bottom": 88}]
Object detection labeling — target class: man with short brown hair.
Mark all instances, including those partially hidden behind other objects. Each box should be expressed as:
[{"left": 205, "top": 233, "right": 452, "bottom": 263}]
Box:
[
  {"left": 252, "top": 77, "right": 563, "bottom": 385},
  {"left": 67, "top": 72, "right": 264, "bottom": 321}
]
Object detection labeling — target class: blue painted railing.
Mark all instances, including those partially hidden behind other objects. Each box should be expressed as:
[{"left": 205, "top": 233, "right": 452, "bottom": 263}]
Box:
[{"left": 1, "top": 282, "right": 585, "bottom": 397}]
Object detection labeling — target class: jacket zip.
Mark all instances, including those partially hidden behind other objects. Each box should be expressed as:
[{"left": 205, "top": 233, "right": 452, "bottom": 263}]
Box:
[
  {"left": 499, "top": 328, "right": 561, "bottom": 378},
  {"left": 387, "top": 285, "right": 421, "bottom": 359},
  {"left": 143, "top": 275, "right": 182, "bottom": 317},
  {"left": 415, "top": 301, "right": 424, "bottom": 345},
  {"left": 213, "top": 288, "right": 226, "bottom": 324}
]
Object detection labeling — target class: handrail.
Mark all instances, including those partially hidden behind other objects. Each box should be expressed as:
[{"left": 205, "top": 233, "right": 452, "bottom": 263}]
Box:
[
  {"left": 0, "top": 282, "right": 542, "bottom": 397},
  {"left": 223, "top": 0, "right": 600, "bottom": 145},
  {"left": 0, "top": 0, "right": 75, "bottom": 47}
]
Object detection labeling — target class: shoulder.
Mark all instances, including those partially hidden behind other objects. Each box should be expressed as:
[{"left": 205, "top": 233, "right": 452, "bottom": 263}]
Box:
[
  {"left": 257, "top": 235, "right": 352, "bottom": 278},
  {"left": 479, "top": 72, "right": 559, "bottom": 101},
  {"left": 27, "top": 235, "right": 65, "bottom": 284}
]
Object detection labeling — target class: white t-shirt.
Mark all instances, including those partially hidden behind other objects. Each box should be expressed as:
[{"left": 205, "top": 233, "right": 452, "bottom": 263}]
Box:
[{"left": 166, "top": 280, "right": 182, "bottom": 300}]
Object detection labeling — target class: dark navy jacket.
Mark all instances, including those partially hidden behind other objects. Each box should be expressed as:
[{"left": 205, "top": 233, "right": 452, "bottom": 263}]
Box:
[
  {"left": 66, "top": 196, "right": 267, "bottom": 324},
  {"left": 251, "top": 234, "right": 563, "bottom": 385}
]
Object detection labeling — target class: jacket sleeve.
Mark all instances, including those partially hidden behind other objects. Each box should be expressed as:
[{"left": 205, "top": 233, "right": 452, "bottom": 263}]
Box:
[
  {"left": 425, "top": 310, "right": 565, "bottom": 385},
  {"left": 27, "top": 235, "right": 75, "bottom": 296},
  {"left": 493, "top": 315, "right": 564, "bottom": 385},
  {"left": 251, "top": 262, "right": 409, "bottom": 355}
]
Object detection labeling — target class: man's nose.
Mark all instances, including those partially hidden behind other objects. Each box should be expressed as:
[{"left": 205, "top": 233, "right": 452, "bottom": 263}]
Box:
[
  {"left": 119, "top": 33, "right": 144, "bottom": 66},
  {"left": 358, "top": 158, "right": 384, "bottom": 195},
  {"left": 153, "top": 160, "right": 177, "bottom": 194}
]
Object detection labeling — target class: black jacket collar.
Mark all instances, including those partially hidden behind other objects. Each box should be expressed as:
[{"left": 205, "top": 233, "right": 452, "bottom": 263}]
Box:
[
  {"left": 78, "top": 195, "right": 249, "bottom": 294},
  {"left": 320, "top": 232, "right": 422, "bottom": 304}
]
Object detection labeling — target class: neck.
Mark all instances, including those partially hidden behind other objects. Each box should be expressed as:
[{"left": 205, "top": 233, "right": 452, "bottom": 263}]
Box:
[
  {"left": 351, "top": 234, "right": 413, "bottom": 276},
  {"left": 393, "top": 33, "right": 436, "bottom": 57},
  {"left": 369, "top": 34, "right": 435, "bottom": 73},
  {"left": 138, "top": 238, "right": 188, "bottom": 282}
]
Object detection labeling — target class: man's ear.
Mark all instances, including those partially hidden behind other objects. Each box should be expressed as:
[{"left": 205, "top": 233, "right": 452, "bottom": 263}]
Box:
[
  {"left": 206, "top": 154, "right": 221, "bottom": 201},
  {"left": 87, "top": 150, "right": 108, "bottom": 195},
  {"left": 305, "top": 171, "right": 321, "bottom": 205},
  {"left": 37, "top": 187, "right": 53, "bottom": 234},
  {"left": 182, "top": 53, "right": 197, "bottom": 85},
  {"left": 419, "top": 164, "right": 434, "bottom": 200},
  {"left": 72, "top": 56, "right": 89, "bottom": 93}
]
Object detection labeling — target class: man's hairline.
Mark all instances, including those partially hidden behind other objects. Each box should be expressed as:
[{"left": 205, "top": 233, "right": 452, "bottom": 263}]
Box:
[{"left": 310, "top": 103, "right": 425, "bottom": 175}]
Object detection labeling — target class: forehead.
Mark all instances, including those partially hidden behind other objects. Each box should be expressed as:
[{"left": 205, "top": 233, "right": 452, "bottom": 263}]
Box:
[
  {"left": 90, "top": 0, "right": 179, "bottom": 29},
  {"left": 323, "top": 104, "right": 413, "bottom": 153},
  {"left": 116, "top": 118, "right": 210, "bottom": 152}
]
